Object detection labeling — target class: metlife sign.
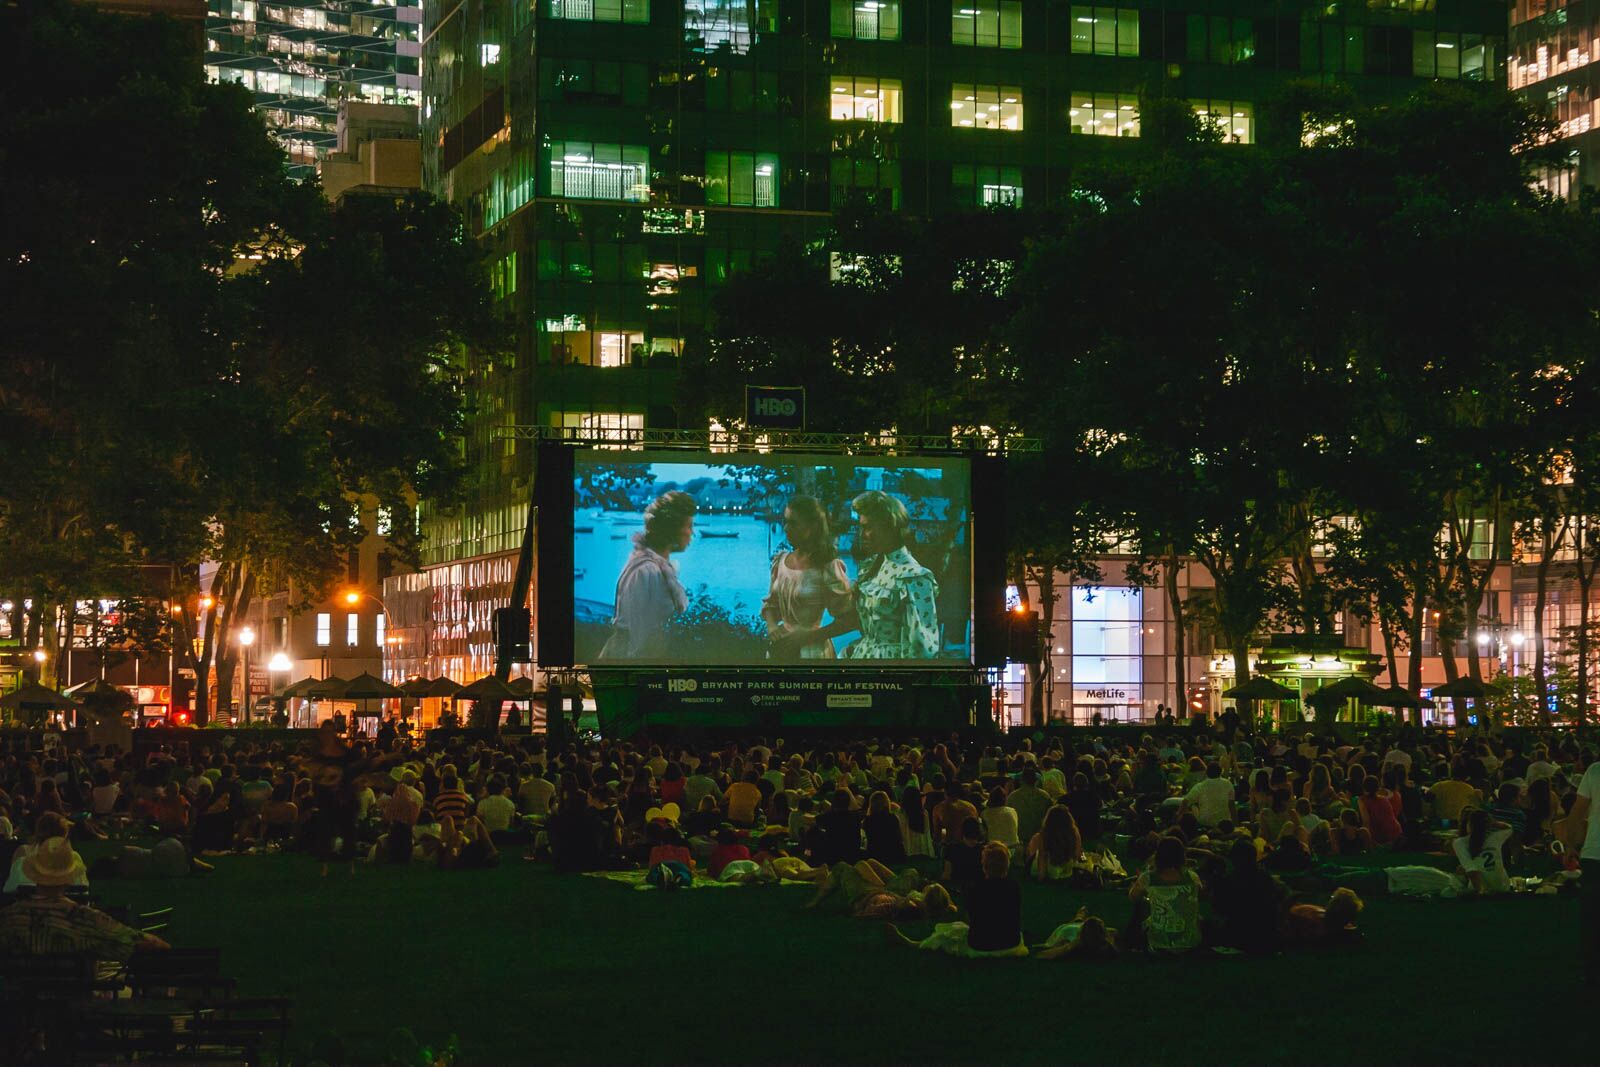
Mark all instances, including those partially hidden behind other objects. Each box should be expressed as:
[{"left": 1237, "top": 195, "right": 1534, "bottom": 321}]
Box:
[{"left": 744, "top": 385, "right": 806, "bottom": 430}]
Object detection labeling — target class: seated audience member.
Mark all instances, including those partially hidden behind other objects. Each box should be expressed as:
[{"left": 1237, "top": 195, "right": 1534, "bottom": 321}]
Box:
[
  {"left": 1129, "top": 836, "right": 1202, "bottom": 954},
  {"left": 5, "top": 814, "right": 87, "bottom": 894},
  {"left": 942, "top": 817, "right": 987, "bottom": 895},
  {"left": 1452, "top": 809, "right": 1513, "bottom": 896},
  {"left": 477, "top": 776, "right": 518, "bottom": 836},
  {"left": 1358, "top": 777, "right": 1403, "bottom": 847},
  {"left": 1210, "top": 837, "right": 1288, "bottom": 954},
  {"left": 1181, "top": 762, "right": 1234, "bottom": 828},
  {"left": 1329, "top": 809, "right": 1372, "bottom": 856},
  {"left": 1025, "top": 806, "right": 1084, "bottom": 882},
  {"left": 0, "top": 837, "right": 169, "bottom": 960},
  {"left": 1283, "top": 887, "right": 1364, "bottom": 947},
  {"left": 898, "top": 786, "right": 934, "bottom": 859},
  {"left": 726, "top": 771, "right": 764, "bottom": 829},
  {"left": 863, "top": 790, "right": 907, "bottom": 864},
  {"left": 889, "top": 843, "right": 1025, "bottom": 957},
  {"left": 1429, "top": 765, "right": 1481, "bottom": 825},
  {"left": 708, "top": 826, "right": 753, "bottom": 879},
  {"left": 810, "top": 791, "right": 862, "bottom": 867},
  {"left": 981, "top": 787, "right": 1021, "bottom": 852}
]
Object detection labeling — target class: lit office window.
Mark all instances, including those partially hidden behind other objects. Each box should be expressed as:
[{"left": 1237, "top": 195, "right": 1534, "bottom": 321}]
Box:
[
  {"left": 1069, "top": 92, "right": 1140, "bottom": 136},
  {"left": 1191, "top": 99, "right": 1253, "bottom": 143},
  {"left": 952, "top": 164, "right": 1023, "bottom": 207},
  {"left": 1070, "top": 586, "right": 1144, "bottom": 725},
  {"left": 831, "top": 0, "right": 899, "bottom": 40},
  {"left": 951, "top": 0, "right": 1020, "bottom": 48},
  {"left": 685, "top": 0, "right": 776, "bottom": 53},
  {"left": 830, "top": 77, "right": 903, "bottom": 122},
  {"left": 376, "top": 614, "right": 386, "bottom": 649},
  {"left": 1413, "top": 31, "right": 1464, "bottom": 78},
  {"left": 1069, "top": 6, "right": 1138, "bottom": 56},
  {"left": 559, "top": 411, "right": 646, "bottom": 449},
  {"left": 316, "top": 613, "right": 331, "bottom": 647},
  {"left": 549, "top": 0, "right": 649, "bottom": 23},
  {"left": 597, "top": 331, "right": 645, "bottom": 366},
  {"left": 705, "top": 152, "right": 779, "bottom": 207},
  {"left": 548, "top": 142, "right": 650, "bottom": 201},
  {"left": 950, "top": 85, "right": 1023, "bottom": 130},
  {"left": 346, "top": 613, "right": 359, "bottom": 647}
]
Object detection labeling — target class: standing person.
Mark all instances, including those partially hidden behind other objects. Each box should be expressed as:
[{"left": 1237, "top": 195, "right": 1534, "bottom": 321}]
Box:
[
  {"left": 762, "top": 496, "right": 853, "bottom": 661},
  {"left": 1565, "top": 758, "right": 1600, "bottom": 985},
  {"left": 599, "top": 491, "right": 697, "bottom": 661}
]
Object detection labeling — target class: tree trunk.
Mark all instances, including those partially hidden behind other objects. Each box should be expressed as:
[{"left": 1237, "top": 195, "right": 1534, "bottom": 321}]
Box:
[
  {"left": 1532, "top": 519, "right": 1561, "bottom": 727},
  {"left": 1166, "top": 552, "right": 1187, "bottom": 718},
  {"left": 1578, "top": 569, "right": 1594, "bottom": 728},
  {"left": 1027, "top": 567, "right": 1057, "bottom": 728},
  {"left": 1379, "top": 612, "right": 1400, "bottom": 720}
]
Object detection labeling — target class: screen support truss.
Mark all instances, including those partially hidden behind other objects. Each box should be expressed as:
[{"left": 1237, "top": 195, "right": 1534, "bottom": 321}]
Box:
[{"left": 496, "top": 425, "right": 1041, "bottom": 454}]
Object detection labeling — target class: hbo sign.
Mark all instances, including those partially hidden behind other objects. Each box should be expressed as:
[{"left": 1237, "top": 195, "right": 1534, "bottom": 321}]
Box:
[{"left": 744, "top": 385, "right": 806, "bottom": 429}]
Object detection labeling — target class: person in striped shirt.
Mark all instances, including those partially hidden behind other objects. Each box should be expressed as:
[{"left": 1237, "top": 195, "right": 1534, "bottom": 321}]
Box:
[{"left": 431, "top": 774, "right": 473, "bottom": 823}]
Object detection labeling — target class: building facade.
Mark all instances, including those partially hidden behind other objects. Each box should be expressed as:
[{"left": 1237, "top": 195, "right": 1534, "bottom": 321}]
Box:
[
  {"left": 1510, "top": 0, "right": 1600, "bottom": 194},
  {"left": 400, "top": 0, "right": 1507, "bottom": 686},
  {"left": 205, "top": 0, "right": 422, "bottom": 177}
]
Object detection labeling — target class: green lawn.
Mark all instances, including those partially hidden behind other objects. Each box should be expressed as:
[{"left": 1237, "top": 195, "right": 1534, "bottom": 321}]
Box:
[{"left": 85, "top": 849, "right": 1587, "bottom": 1066}]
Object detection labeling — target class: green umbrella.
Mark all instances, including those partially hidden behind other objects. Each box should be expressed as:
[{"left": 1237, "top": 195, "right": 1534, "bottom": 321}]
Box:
[
  {"left": 1222, "top": 676, "right": 1298, "bottom": 701},
  {"left": 308, "top": 676, "right": 350, "bottom": 699},
  {"left": 507, "top": 675, "right": 535, "bottom": 698},
  {"left": 342, "top": 672, "right": 404, "bottom": 700},
  {"left": 425, "top": 677, "right": 463, "bottom": 698},
  {"left": 1313, "top": 676, "right": 1390, "bottom": 704},
  {"left": 64, "top": 678, "right": 135, "bottom": 709},
  {"left": 280, "top": 677, "right": 321, "bottom": 698},
  {"left": 400, "top": 677, "right": 433, "bottom": 698},
  {"left": 1429, "top": 677, "right": 1487, "bottom": 699},
  {"left": 0, "top": 682, "right": 82, "bottom": 712},
  {"left": 1373, "top": 686, "right": 1433, "bottom": 709},
  {"left": 453, "top": 675, "right": 516, "bottom": 701}
]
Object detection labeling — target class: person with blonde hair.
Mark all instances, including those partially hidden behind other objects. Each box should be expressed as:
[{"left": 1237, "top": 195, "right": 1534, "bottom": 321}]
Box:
[
  {"left": 782, "top": 490, "right": 941, "bottom": 660},
  {"left": 600, "top": 490, "right": 697, "bottom": 660}
]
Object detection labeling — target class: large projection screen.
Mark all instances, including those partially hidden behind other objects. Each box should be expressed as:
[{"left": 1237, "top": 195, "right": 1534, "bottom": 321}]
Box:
[{"left": 574, "top": 451, "right": 973, "bottom": 667}]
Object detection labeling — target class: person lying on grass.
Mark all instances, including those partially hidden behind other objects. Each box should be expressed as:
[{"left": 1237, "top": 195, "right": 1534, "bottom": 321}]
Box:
[
  {"left": 886, "top": 843, "right": 1024, "bottom": 957},
  {"left": 1034, "top": 907, "right": 1119, "bottom": 961},
  {"left": 1282, "top": 887, "right": 1364, "bottom": 947}
]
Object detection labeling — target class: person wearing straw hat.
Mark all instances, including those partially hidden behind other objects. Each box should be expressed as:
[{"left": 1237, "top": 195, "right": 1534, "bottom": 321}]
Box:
[{"left": 0, "top": 836, "right": 168, "bottom": 960}]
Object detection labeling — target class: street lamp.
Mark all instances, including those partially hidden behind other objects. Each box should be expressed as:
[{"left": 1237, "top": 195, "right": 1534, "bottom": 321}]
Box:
[
  {"left": 237, "top": 626, "right": 255, "bottom": 722},
  {"left": 342, "top": 588, "right": 389, "bottom": 676}
]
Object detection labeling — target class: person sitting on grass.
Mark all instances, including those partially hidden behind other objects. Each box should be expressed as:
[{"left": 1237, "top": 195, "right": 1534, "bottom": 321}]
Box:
[
  {"left": 1035, "top": 908, "right": 1119, "bottom": 961},
  {"left": 1128, "top": 835, "right": 1203, "bottom": 954},
  {"left": 1025, "top": 805, "right": 1084, "bottom": 883},
  {"left": 1329, "top": 809, "right": 1372, "bottom": 856},
  {"left": 887, "top": 843, "right": 1025, "bottom": 957},
  {"left": 645, "top": 821, "right": 695, "bottom": 889},
  {"left": 1210, "top": 837, "right": 1288, "bottom": 954},
  {"left": 943, "top": 817, "right": 986, "bottom": 896},
  {"left": 437, "top": 814, "right": 499, "bottom": 870},
  {"left": 1358, "top": 776, "right": 1403, "bottom": 847},
  {"left": 708, "top": 826, "right": 753, "bottom": 879},
  {"left": 1282, "top": 887, "right": 1364, "bottom": 947},
  {"left": 1452, "top": 808, "right": 1513, "bottom": 896},
  {"left": 0, "top": 837, "right": 169, "bottom": 960}
]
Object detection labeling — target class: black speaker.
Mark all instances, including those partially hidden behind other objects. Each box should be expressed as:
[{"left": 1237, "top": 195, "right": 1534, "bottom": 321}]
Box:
[
  {"left": 970, "top": 454, "right": 1008, "bottom": 667},
  {"left": 494, "top": 607, "right": 532, "bottom": 663},
  {"left": 535, "top": 443, "right": 576, "bottom": 666}
]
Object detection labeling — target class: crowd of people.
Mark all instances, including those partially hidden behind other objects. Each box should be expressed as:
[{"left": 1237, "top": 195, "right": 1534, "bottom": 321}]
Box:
[{"left": 0, "top": 717, "right": 1595, "bottom": 978}]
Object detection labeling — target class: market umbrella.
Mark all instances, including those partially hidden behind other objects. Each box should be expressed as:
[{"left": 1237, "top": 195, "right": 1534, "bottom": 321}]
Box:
[
  {"left": 453, "top": 675, "right": 517, "bottom": 701},
  {"left": 400, "top": 677, "right": 433, "bottom": 698},
  {"left": 1313, "top": 676, "right": 1390, "bottom": 704},
  {"left": 64, "top": 678, "right": 135, "bottom": 709},
  {"left": 280, "top": 677, "right": 321, "bottom": 699},
  {"left": 308, "top": 676, "right": 350, "bottom": 699},
  {"left": 342, "top": 672, "right": 405, "bottom": 699},
  {"left": 507, "top": 675, "right": 535, "bottom": 698},
  {"left": 0, "top": 682, "right": 83, "bottom": 713},
  {"left": 424, "top": 677, "right": 463, "bottom": 698},
  {"left": 1222, "top": 676, "right": 1298, "bottom": 701},
  {"left": 0, "top": 683, "right": 83, "bottom": 727},
  {"left": 1372, "top": 686, "right": 1433, "bottom": 709},
  {"left": 1429, "top": 677, "right": 1487, "bottom": 699}
]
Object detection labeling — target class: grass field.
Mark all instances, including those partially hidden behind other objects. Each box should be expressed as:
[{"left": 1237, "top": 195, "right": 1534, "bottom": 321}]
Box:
[{"left": 85, "top": 848, "right": 1587, "bottom": 1066}]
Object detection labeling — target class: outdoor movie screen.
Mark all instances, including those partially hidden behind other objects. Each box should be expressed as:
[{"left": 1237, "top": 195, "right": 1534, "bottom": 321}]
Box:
[{"left": 573, "top": 452, "right": 973, "bottom": 666}]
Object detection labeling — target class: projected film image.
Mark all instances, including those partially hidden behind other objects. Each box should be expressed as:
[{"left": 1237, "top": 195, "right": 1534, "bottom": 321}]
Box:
[{"left": 573, "top": 453, "right": 972, "bottom": 666}]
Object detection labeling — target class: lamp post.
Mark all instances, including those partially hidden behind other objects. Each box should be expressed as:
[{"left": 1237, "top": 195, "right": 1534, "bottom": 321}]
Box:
[
  {"left": 343, "top": 589, "right": 389, "bottom": 681},
  {"left": 237, "top": 626, "right": 255, "bottom": 722}
]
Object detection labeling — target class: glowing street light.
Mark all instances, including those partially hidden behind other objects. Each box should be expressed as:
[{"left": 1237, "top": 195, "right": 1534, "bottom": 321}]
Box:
[
  {"left": 267, "top": 651, "right": 293, "bottom": 672},
  {"left": 1509, "top": 631, "right": 1527, "bottom": 648},
  {"left": 32, "top": 649, "right": 47, "bottom": 663}
]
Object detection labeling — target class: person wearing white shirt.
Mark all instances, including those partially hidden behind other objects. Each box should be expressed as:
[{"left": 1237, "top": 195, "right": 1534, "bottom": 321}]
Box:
[
  {"left": 1181, "top": 763, "right": 1235, "bottom": 828},
  {"left": 1382, "top": 748, "right": 1413, "bottom": 771},
  {"left": 1565, "top": 760, "right": 1600, "bottom": 986},
  {"left": 1452, "top": 811, "right": 1512, "bottom": 895}
]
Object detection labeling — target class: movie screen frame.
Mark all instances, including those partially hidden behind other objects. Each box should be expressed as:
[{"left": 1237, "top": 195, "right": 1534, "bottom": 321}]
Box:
[{"left": 572, "top": 451, "right": 974, "bottom": 668}]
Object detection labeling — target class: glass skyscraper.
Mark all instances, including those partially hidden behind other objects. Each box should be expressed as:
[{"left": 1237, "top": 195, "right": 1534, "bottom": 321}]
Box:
[
  {"left": 1510, "top": 0, "right": 1599, "bottom": 194},
  {"left": 205, "top": 0, "right": 422, "bottom": 177}
]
